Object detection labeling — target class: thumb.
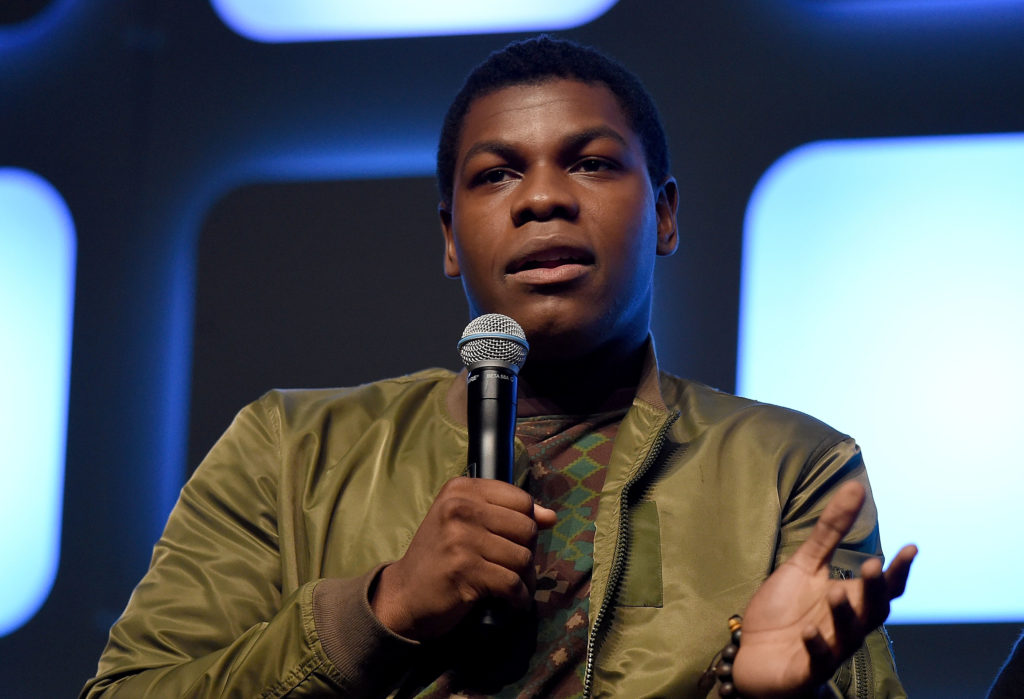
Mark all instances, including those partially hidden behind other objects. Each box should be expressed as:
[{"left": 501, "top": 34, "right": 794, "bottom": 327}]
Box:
[{"left": 534, "top": 503, "right": 557, "bottom": 529}]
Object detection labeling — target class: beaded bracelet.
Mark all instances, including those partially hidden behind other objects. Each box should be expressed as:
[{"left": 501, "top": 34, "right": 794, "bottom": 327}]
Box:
[{"left": 698, "top": 614, "right": 745, "bottom": 698}]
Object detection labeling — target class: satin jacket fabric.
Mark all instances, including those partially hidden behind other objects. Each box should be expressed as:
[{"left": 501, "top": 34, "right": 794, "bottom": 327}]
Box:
[{"left": 82, "top": 350, "right": 905, "bottom": 698}]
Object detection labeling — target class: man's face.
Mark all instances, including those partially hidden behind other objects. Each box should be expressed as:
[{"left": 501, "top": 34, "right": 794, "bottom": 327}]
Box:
[{"left": 440, "top": 79, "right": 677, "bottom": 361}]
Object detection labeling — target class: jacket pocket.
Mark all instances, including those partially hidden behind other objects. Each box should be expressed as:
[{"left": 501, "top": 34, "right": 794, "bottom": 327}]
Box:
[{"left": 619, "top": 499, "right": 663, "bottom": 607}]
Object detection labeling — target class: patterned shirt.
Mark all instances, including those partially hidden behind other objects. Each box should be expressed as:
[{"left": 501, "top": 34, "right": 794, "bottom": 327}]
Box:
[{"left": 413, "top": 406, "right": 627, "bottom": 698}]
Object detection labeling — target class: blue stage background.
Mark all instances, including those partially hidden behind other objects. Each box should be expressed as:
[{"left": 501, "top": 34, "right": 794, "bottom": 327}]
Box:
[{"left": 2, "top": 1, "right": 1023, "bottom": 695}]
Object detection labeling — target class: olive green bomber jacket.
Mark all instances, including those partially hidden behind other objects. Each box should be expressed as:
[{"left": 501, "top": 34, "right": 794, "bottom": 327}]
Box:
[{"left": 82, "top": 354, "right": 905, "bottom": 698}]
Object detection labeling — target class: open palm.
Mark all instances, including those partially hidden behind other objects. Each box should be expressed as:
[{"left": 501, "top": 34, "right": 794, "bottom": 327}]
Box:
[{"left": 732, "top": 481, "right": 917, "bottom": 697}]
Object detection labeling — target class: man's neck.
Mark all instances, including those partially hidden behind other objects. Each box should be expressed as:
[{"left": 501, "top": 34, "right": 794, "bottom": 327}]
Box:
[{"left": 517, "top": 340, "right": 647, "bottom": 416}]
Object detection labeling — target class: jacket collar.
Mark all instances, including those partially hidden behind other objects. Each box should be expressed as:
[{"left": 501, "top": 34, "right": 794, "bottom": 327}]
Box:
[{"left": 444, "top": 336, "right": 666, "bottom": 426}]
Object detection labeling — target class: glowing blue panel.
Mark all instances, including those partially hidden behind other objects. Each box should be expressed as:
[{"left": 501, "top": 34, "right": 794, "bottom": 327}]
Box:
[
  {"left": 0, "top": 168, "right": 76, "bottom": 637},
  {"left": 739, "top": 134, "right": 1024, "bottom": 624},
  {"left": 210, "top": 0, "right": 618, "bottom": 43}
]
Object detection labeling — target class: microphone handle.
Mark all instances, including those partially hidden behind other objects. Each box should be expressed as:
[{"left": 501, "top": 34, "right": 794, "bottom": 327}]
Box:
[
  {"left": 466, "top": 364, "right": 518, "bottom": 628},
  {"left": 466, "top": 364, "right": 517, "bottom": 481}
]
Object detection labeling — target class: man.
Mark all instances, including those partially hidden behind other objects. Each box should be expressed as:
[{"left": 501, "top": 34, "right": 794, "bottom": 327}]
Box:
[{"left": 82, "top": 36, "right": 915, "bottom": 698}]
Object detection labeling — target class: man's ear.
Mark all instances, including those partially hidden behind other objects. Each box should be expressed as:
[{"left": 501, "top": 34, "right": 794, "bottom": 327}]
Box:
[
  {"left": 655, "top": 177, "right": 679, "bottom": 257},
  {"left": 439, "top": 203, "right": 461, "bottom": 278}
]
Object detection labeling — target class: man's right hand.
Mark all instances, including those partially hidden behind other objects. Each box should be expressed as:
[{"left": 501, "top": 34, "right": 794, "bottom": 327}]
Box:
[{"left": 369, "top": 477, "right": 557, "bottom": 641}]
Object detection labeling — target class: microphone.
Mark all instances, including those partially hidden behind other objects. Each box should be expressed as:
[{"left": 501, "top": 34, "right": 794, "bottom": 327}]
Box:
[
  {"left": 457, "top": 313, "right": 529, "bottom": 483},
  {"left": 457, "top": 314, "right": 529, "bottom": 630}
]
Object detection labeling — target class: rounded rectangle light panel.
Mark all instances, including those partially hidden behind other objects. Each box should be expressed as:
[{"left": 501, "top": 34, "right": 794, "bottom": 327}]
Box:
[
  {"left": 739, "top": 134, "right": 1024, "bottom": 624},
  {"left": 210, "top": 0, "right": 619, "bottom": 43},
  {"left": 0, "top": 168, "right": 76, "bottom": 637}
]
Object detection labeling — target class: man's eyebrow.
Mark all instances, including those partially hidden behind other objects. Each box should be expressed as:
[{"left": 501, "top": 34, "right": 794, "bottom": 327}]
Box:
[
  {"left": 461, "top": 140, "right": 519, "bottom": 165},
  {"left": 460, "top": 127, "right": 630, "bottom": 166},
  {"left": 562, "top": 126, "right": 629, "bottom": 152}
]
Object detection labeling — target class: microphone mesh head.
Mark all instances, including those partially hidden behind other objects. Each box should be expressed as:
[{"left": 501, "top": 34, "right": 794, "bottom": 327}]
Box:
[{"left": 458, "top": 313, "right": 529, "bottom": 371}]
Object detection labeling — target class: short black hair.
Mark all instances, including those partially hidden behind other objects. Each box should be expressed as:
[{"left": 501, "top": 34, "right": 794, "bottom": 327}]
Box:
[{"left": 436, "top": 35, "right": 670, "bottom": 207}]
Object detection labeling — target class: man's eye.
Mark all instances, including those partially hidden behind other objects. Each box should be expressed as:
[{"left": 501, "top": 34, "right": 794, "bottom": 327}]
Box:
[
  {"left": 574, "top": 158, "right": 613, "bottom": 173},
  {"left": 480, "top": 169, "right": 513, "bottom": 184}
]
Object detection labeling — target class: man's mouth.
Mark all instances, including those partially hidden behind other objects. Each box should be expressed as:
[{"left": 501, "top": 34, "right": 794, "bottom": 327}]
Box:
[{"left": 507, "top": 247, "right": 595, "bottom": 274}]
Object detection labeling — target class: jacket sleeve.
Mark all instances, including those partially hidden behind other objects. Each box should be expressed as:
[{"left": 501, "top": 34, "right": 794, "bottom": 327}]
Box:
[
  {"left": 776, "top": 436, "right": 907, "bottom": 699},
  {"left": 80, "top": 398, "right": 417, "bottom": 698}
]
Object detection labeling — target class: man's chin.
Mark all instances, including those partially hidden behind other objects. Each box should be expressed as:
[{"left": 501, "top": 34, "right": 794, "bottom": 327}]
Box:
[
  {"left": 468, "top": 300, "right": 637, "bottom": 363},
  {"left": 517, "top": 324, "right": 608, "bottom": 363}
]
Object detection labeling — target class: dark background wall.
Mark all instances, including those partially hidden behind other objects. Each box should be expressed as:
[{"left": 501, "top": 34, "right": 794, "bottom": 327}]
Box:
[{"left": 1, "top": 1, "right": 1022, "bottom": 696}]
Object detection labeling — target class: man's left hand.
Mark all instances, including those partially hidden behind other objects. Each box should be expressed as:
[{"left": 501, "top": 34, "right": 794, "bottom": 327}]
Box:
[{"left": 732, "top": 480, "right": 917, "bottom": 697}]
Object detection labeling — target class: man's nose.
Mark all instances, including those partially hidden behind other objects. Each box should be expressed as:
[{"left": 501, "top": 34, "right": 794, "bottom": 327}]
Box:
[{"left": 510, "top": 167, "right": 580, "bottom": 226}]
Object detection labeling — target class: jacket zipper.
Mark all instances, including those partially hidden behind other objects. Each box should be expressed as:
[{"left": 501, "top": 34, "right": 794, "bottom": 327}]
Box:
[
  {"left": 582, "top": 410, "right": 679, "bottom": 698},
  {"left": 831, "top": 566, "right": 872, "bottom": 698},
  {"left": 853, "top": 643, "right": 870, "bottom": 698}
]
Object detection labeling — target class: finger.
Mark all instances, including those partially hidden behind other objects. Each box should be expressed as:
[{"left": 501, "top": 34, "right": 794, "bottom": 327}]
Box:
[
  {"left": 473, "top": 557, "right": 533, "bottom": 609},
  {"left": 829, "top": 586, "right": 858, "bottom": 636},
  {"left": 449, "top": 478, "right": 556, "bottom": 529},
  {"left": 481, "top": 503, "right": 543, "bottom": 545},
  {"left": 859, "top": 557, "right": 888, "bottom": 622},
  {"left": 445, "top": 477, "right": 537, "bottom": 515},
  {"left": 477, "top": 530, "right": 535, "bottom": 576},
  {"left": 882, "top": 544, "right": 918, "bottom": 599},
  {"left": 476, "top": 479, "right": 537, "bottom": 515},
  {"left": 443, "top": 533, "right": 534, "bottom": 607},
  {"left": 434, "top": 486, "right": 537, "bottom": 543},
  {"left": 802, "top": 624, "right": 837, "bottom": 682},
  {"left": 790, "top": 481, "right": 866, "bottom": 570},
  {"left": 533, "top": 503, "right": 558, "bottom": 528}
]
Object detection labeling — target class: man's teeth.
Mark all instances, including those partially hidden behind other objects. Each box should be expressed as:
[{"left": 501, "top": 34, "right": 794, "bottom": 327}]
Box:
[
  {"left": 522, "top": 257, "right": 582, "bottom": 270},
  {"left": 535, "top": 259, "right": 570, "bottom": 269}
]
